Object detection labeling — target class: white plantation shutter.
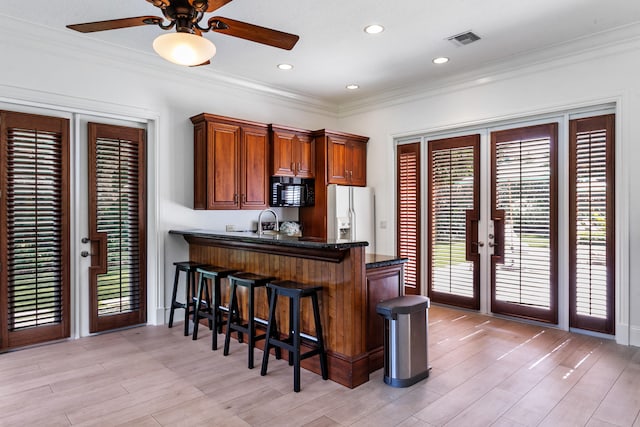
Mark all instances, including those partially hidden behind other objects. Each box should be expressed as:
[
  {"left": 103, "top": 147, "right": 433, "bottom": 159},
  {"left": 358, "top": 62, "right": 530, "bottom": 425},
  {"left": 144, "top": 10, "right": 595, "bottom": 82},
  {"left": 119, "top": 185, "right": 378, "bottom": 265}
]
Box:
[
  {"left": 428, "top": 135, "right": 479, "bottom": 309},
  {"left": 569, "top": 114, "right": 615, "bottom": 334},
  {"left": 397, "top": 143, "right": 420, "bottom": 294},
  {"left": 491, "top": 124, "right": 558, "bottom": 323}
]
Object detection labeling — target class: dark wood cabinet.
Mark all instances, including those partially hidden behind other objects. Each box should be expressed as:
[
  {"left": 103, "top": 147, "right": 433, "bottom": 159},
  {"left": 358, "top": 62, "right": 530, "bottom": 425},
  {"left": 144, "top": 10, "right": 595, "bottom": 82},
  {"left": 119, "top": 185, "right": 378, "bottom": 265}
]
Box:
[
  {"left": 325, "top": 132, "right": 368, "bottom": 186},
  {"left": 270, "top": 125, "right": 315, "bottom": 178},
  {"left": 366, "top": 262, "right": 403, "bottom": 371},
  {"left": 299, "top": 129, "right": 368, "bottom": 239},
  {"left": 191, "top": 113, "right": 269, "bottom": 210}
]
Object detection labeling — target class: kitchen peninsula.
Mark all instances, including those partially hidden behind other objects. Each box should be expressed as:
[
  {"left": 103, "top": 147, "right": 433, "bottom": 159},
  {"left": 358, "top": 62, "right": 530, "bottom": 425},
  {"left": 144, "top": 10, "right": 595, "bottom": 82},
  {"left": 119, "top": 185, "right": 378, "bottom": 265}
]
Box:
[{"left": 170, "top": 229, "right": 407, "bottom": 388}]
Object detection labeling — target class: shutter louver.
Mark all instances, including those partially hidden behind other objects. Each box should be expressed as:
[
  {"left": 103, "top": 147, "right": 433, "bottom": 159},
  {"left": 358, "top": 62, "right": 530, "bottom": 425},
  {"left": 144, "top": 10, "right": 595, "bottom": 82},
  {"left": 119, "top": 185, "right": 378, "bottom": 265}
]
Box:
[
  {"left": 569, "top": 114, "right": 614, "bottom": 334},
  {"left": 7, "top": 128, "right": 64, "bottom": 330},
  {"left": 491, "top": 123, "right": 557, "bottom": 323},
  {"left": 95, "top": 136, "right": 142, "bottom": 316},
  {"left": 397, "top": 143, "right": 420, "bottom": 294}
]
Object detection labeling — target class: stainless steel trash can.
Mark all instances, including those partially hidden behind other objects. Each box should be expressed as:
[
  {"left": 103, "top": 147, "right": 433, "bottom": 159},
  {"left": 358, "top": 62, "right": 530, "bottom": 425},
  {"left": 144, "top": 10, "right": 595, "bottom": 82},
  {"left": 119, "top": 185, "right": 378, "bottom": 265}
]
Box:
[{"left": 376, "top": 295, "right": 430, "bottom": 387}]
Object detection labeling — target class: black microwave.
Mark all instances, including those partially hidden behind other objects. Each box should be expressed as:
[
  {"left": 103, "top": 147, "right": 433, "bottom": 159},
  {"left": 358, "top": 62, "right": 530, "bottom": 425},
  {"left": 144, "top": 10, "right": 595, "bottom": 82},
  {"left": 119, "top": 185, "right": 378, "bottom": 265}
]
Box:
[{"left": 270, "top": 177, "right": 315, "bottom": 207}]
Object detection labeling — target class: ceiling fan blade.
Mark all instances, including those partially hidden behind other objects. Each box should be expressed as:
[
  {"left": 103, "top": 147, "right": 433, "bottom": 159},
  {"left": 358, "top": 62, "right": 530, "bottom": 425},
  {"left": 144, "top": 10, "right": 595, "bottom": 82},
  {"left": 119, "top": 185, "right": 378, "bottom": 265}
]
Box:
[
  {"left": 206, "top": 0, "right": 234, "bottom": 12},
  {"left": 66, "top": 16, "right": 162, "bottom": 33},
  {"left": 210, "top": 17, "right": 299, "bottom": 50}
]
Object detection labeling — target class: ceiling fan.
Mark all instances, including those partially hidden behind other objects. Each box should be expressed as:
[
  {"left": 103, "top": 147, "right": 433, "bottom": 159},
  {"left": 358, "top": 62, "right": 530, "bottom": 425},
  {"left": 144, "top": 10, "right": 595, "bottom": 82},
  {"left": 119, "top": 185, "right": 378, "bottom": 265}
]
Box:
[{"left": 67, "top": 0, "right": 299, "bottom": 66}]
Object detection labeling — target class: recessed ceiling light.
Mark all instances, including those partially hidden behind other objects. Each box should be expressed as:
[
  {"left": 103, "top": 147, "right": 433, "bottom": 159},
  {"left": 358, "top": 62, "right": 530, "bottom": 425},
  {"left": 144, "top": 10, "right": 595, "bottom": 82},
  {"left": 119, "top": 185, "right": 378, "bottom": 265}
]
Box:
[
  {"left": 364, "top": 24, "right": 384, "bottom": 34},
  {"left": 346, "top": 84, "right": 359, "bottom": 90},
  {"left": 277, "top": 63, "right": 293, "bottom": 70},
  {"left": 433, "top": 57, "right": 450, "bottom": 64}
]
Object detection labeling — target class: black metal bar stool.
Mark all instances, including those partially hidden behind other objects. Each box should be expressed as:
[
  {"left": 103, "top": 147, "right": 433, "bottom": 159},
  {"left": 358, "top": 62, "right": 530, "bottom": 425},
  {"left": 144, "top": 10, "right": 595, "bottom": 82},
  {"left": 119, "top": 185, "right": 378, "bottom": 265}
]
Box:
[
  {"left": 192, "top": 265, "right": 238, "bottom": 350},
  {"left": 260, "top": 280, "right": 328, "bottom": 392},
  {"left": 223, "top": 272, "right": 276, "bottom": 369},
  {"left": 168, "top": 261, "right": 205, "bottom": 336}
]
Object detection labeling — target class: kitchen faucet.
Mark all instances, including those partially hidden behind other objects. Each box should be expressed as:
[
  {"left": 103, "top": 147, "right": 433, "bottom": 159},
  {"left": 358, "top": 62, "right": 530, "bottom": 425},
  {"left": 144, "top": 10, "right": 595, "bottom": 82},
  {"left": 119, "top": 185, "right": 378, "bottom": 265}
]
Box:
[{"left": 258, "top": 208, "right": 279, "bottom": 236}]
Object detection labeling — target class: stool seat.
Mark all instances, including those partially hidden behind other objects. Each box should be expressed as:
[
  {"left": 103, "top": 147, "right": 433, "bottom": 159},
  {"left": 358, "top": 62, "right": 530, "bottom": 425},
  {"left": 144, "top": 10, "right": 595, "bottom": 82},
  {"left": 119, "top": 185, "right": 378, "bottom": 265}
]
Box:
[
  {"left": 192, "top": 265, "right": 238, "bottom": 350},
  {"left": 223, "top": 272, "right": 277, "bottom": 369},
  {"left": 169, "top": 261, "right": 206, "bottom": 336},
  {"left": 260, "top": 280, "right": 328, "bottom": 392}
]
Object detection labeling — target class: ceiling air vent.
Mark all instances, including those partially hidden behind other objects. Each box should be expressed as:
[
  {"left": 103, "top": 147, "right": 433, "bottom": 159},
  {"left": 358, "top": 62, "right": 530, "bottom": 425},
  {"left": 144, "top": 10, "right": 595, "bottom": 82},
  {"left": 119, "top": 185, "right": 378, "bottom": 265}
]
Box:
[{"left": 447, "top": 31, "right": 481, "bottom": 47}]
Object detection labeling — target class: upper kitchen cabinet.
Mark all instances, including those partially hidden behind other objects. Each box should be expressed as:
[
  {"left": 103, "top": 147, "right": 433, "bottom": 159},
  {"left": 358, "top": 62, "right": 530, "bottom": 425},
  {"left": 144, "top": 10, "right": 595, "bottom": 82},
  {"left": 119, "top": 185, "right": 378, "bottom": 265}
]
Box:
[
  {"left": 191, "top": 113, "right": 269, "bottom": 210},
  {"left": 315, "top": 130, "right": 368, "bottom": 186},
  {"left": 270, "top": 125, "right": 315, "bottom": 178}
]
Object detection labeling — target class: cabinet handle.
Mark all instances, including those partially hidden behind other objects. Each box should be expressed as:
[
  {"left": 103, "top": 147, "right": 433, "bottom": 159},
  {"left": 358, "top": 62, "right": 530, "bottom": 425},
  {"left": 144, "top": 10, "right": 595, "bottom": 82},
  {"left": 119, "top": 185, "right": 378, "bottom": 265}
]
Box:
[
  {"left": 242, "top": 194, "right": 247, "bottom": 203},
  {"left": 234, "top": 193, "right": 238, "bottom": 204},
  {"left": 291, "top": 162, "right": 295, "bottom": 172}
]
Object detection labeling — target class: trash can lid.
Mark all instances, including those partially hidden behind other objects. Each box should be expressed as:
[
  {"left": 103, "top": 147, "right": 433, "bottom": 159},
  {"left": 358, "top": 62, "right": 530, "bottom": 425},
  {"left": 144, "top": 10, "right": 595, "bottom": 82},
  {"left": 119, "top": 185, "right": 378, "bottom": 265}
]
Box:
[{"left": 376, "top": 295, "right": 430, "bottom": 317}]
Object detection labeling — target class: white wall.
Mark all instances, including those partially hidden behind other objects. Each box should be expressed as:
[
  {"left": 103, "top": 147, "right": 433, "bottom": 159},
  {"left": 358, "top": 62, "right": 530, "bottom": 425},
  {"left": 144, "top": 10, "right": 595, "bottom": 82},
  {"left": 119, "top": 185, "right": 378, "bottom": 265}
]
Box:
[{"left": 337, "top": 40, "right": 640, "bottom": 346}]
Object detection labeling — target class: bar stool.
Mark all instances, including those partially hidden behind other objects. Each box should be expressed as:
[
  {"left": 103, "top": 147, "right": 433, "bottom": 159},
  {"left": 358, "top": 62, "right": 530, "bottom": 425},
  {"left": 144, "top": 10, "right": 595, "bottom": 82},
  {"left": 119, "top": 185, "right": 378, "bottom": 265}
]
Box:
[
  {"left": 168, "top": 261, "right": 205, "bottom": 336},
  {"left": 260, "top": 280, "right": 328, "bottom": 392},
  {"left": 192, "top": 265, "right": 238, "bottom": 350},
  {"left": 223, "top": 272, "right": 276, "bottom": 369}
]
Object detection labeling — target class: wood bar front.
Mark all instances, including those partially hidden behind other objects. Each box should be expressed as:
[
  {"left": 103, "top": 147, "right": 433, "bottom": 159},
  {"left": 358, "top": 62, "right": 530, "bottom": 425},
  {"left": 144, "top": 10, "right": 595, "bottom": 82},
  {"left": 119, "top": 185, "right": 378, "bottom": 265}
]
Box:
[{"left": 173, "top": 230, "right": 376, "bottom": 388}]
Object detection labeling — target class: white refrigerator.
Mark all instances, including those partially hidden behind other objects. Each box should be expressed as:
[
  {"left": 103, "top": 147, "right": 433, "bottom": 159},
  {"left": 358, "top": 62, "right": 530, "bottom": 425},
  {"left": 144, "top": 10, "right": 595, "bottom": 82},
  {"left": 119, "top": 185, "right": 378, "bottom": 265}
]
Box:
[{"left": 326, "top": 184, "right": 375, "bottom": 254}]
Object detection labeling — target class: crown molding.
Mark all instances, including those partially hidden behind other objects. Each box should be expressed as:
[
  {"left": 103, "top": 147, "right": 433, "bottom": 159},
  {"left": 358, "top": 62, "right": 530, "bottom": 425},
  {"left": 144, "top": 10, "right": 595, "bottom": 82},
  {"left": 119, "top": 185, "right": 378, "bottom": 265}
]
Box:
[
  {"left": 0, "top": 13, "right": 339, "bottom": 117},
  {"left": 336, "top": 22, "right": 640, "bottom": 117}
]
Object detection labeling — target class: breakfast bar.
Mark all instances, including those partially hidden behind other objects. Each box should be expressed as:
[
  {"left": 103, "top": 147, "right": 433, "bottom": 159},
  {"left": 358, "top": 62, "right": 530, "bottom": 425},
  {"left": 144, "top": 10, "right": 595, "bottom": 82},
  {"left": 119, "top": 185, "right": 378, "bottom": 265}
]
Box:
[{"left": 170, "top": 229, "right": 407, "bottom": 388}]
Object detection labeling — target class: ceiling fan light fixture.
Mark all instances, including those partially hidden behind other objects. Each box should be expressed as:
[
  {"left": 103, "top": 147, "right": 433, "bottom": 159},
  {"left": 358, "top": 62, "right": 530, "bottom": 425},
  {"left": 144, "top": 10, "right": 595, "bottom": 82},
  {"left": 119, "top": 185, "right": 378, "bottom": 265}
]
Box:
[{"left": 153, "top": 32, "right": 216, "bottom": 66}]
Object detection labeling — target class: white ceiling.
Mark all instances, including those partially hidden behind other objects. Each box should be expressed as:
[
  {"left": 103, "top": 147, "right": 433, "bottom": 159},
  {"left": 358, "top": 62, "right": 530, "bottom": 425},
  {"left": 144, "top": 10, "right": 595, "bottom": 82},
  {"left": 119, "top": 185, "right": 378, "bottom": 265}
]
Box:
[{"left": 3, "top": 0, "right": 640, "bottom": 107}]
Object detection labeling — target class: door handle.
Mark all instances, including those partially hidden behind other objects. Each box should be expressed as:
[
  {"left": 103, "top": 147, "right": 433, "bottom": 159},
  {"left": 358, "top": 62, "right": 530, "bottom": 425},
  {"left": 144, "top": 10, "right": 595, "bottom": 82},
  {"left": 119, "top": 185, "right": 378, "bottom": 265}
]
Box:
[
  {"left": 472, "top": 241, "right": 485, "bottom": 247},
  {"left": 488, "top": 241, "right": 497, "bottom": 248},
  {"left": 86, "top": 232, "right": 108, "bottom": 275}
]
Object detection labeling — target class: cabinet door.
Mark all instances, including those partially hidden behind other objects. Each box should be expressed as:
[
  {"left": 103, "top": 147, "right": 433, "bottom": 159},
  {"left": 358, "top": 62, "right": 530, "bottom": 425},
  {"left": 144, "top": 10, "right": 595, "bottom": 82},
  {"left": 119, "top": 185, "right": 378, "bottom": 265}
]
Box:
[
  {"left": 366, "top": 265, "right": 402, "bottom": 354},
  {"left": 207, "top": 122, "right": 240, "bottom": 209},
  {"left": 271, "top": 130, "right": 296, "bottom": 177},
  {"left": 295, "top": 133, "right": 315, "bottom": 178},
  {"left": 348, "top": 140, "right": 367, "bottom": 186},
  {"left": 327, "top": 136, "right": 349, "bottom": 185},
  {"left": 241, "top": 125, "right": 270, "bottom": 209}
]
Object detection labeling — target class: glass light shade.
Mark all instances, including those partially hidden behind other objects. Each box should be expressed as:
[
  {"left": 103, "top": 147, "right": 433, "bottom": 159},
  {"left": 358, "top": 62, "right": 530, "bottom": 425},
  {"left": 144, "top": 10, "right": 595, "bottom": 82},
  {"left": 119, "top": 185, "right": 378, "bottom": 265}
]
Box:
[{"left": 153, "top": 32, "right": 216, "bottom": 66}]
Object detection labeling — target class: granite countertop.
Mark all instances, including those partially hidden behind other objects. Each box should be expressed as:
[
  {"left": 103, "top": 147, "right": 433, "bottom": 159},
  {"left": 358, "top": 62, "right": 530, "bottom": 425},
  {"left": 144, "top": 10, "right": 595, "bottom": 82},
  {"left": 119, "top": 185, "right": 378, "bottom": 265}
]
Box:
[
  {"left": 169, "top": 229, "right": 369, "bottom": 250},
  {"left": 365, "top": 254, "right": 409, "bottom": 269}
]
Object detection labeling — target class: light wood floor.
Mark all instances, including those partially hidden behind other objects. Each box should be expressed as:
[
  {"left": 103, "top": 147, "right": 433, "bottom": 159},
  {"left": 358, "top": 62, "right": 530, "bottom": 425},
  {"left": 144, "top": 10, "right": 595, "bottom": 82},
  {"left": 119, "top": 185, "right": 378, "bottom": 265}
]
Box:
[{"left": 1, "top": 306, "right": 639, "bottom": 426}]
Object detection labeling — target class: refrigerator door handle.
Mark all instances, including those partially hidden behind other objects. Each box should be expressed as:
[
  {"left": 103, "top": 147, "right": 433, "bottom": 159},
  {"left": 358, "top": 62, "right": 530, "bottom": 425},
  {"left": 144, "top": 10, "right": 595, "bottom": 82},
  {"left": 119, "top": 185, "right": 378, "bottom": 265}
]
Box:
[{"left": 349, "top": 188, "right": 356, "bottom": 240}]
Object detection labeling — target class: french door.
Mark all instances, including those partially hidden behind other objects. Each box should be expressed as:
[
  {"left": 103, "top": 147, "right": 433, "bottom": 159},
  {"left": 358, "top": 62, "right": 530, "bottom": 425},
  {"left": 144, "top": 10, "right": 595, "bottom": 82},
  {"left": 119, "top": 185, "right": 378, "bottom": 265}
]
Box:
[
  {"left": 85, "top": 123, "right": 146, "bottom": 333},
  {"left": 426, "top": 124, "right": 559, "bottom": 323},
  {"left": 427, "top": 135, "right": 480, "bottom": 309},
  {"left": 0, "top": 111, "right": 70, "bottom": 350},
  {"left": 490, "top": 124, "right": 558, "bottom": 323}
]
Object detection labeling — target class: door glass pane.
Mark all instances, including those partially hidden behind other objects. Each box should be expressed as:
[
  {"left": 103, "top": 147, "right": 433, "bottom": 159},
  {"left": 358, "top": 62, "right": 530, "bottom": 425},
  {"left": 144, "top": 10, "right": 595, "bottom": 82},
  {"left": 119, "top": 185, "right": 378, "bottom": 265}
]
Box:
[
  {"left": 431, "top": 147, "right": 475, "bottom": 296},
  {"left": 7, "top": 128, "right": 64, "bottom": 329},
  {"left": 95, "top": 135, "right": 142, "bottom": 317}
]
